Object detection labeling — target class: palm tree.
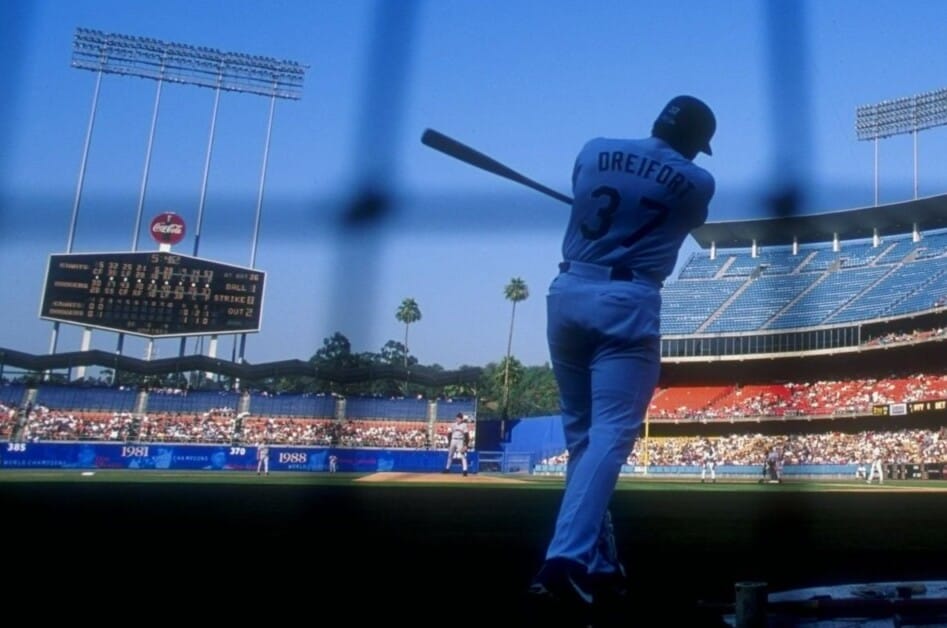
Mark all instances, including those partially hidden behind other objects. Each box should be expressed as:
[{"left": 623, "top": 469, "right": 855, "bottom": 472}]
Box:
[
  {"left": 502, "top": 277, "right": 529, "bottom": 420},
  {"left": 395, "top": 298, "right": 422, "bottom": 392}
]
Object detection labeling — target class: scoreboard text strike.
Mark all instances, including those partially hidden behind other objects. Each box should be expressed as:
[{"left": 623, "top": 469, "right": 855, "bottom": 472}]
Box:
[{"left": 40, "top": 251, "right": 265, "bottom": 337}]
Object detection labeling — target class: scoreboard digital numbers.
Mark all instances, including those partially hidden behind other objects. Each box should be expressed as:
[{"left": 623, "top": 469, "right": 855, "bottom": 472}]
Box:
[{"left": 40, "top": 251, "right": 265, "bottom": 337}]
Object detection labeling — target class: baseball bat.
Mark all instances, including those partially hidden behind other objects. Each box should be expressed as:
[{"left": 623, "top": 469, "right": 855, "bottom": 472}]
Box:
[{"left": 421, "top": 128, "right": 574, "bottom": 206}]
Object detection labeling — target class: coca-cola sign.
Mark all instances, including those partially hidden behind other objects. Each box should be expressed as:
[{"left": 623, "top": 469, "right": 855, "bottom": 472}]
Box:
[{"left": 150, "top": 212, "right": 186, "bottom": 245}]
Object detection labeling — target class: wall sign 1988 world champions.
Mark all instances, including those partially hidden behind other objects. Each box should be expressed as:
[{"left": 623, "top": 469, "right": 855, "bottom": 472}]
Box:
[{"left": 40, "top": 251, "right": 265, "bottom": 337}]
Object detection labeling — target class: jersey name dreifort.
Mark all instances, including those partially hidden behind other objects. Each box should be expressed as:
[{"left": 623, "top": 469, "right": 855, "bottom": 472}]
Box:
[{"left": 597, "top": 150, "right": 696, "bottom": 200}]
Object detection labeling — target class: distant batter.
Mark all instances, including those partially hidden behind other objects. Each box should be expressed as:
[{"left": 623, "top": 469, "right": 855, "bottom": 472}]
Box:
[{"left": 443, "top": 412, "right": 469, "bottom": 476}]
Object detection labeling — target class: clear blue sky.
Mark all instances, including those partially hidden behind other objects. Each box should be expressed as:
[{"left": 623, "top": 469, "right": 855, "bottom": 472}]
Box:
[{"left": 2, "top": 0, "right": 947, "bottom": 372}]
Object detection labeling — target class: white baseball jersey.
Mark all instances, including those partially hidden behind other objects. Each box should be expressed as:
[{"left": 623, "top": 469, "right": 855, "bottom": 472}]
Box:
[{"left": 449, "top": 420, "right": 469, "bottom": 444}]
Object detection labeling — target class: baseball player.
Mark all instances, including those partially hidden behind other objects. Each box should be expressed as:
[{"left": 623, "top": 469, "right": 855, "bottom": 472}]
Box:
[
  {"left": 256, "top": 441, "right": 270, "bottom": 476},
  {"left": 700, "top": 439, "right": 717, "bottom": 483},
  {"left": 763, "top": 447, "right": 783, "bottom": 483},
  {"left": 528, "top": 95, "right": 715, "bottom": 621},
  {"left": 867, "top": 446, "right": 884, "bottom": 484},
  {"left": 443, "top": 412, "right": 469, "bottom": 476}
]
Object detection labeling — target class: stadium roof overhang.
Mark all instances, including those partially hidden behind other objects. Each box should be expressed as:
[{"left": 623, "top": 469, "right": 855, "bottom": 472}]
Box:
[{"left": 690, "top": 193, "right": 947, "bottom": 250}]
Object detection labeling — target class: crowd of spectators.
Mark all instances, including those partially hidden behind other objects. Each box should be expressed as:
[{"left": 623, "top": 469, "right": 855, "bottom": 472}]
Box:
[
  {"left": 649, "top": 372, "right": 947, "bottom": 421},
  {"left": 541, "top": 427, "right": 947, "bottom": 468},
  {"left": 239, "top": 416, "right": 433, "bottom": 448},
  {"left": 3, "top": 371, "right": 947, "bottom": 461},
  {"left": 8, "top": 393, "right": 946, "bottom": 470},
  {"left": 0, "top": 401, "right": 470, "bottom": 450},
  {"left": 863, "top": 326, "right": 947, "bottom": 347}
]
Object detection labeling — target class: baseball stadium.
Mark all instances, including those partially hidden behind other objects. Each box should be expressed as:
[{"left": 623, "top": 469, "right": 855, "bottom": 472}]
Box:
[
  {"left": 6, "top": 16, "right": 947, "bottom": 628},
  {"left": 7, "top": 170, "right": 947, "bottom": 626}
]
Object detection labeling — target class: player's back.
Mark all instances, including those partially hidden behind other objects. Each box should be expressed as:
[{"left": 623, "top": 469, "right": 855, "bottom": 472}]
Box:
[{"left": 562, "top": 136, "right": 714, "bottom": 283}]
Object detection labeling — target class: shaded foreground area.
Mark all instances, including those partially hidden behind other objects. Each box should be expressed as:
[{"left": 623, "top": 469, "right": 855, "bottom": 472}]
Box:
[{"left": 3, "top": 477, "right": 947, "bottom": 626}]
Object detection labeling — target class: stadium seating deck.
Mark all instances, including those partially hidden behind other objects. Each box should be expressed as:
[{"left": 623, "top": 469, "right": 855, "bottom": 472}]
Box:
[{"left": 663, "top": 230, "right": 947, "bottom": 335}]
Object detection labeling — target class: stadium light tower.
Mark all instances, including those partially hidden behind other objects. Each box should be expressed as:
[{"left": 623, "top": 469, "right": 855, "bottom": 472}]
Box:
[
  {"left": 65, "top": 28, "right": 307, "bottom": 371},
  {"left": 856, "top": 87, "right": 947, "bottom": 206}
]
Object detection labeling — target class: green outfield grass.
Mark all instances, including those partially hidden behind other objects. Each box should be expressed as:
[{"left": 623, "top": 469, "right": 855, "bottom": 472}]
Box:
[{"left": 0, "top": 468, "right": 940, "bottom": 492}]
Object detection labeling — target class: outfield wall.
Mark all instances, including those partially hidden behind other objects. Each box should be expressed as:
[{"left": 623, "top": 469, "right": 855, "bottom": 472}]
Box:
[
  {"left": 533, "top": 462, "right": 860, "bottom": 478},
  {"left": 0, "top": 441, "right": 479, "bottom": 473},
  {"left": 533, "top": 462, "right": 947, "bottom": 479},
  {"left": 5, "top": 441, "right": 946, "bottom": 479}
]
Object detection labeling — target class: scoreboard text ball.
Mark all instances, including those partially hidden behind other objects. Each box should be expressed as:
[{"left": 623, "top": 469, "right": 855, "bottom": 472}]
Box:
[{"left": 40, "top": 251, "right": 265, "bottom": 337}]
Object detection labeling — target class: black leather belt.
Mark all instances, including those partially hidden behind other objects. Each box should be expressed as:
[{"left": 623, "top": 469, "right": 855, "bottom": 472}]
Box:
[{"left": 559, "top": 261, "right": 638, "bottom": 281}]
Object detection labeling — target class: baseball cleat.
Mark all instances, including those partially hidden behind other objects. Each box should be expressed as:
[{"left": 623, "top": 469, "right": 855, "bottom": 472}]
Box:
[{"left": 528, "top": 557, "right": 595, "bottom": 626}]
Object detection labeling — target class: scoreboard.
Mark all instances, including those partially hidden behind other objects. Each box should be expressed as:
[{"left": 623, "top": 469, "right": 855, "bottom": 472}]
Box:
[
  {"left": 872, "top": 400, "right": 947, "bottom": 416},
  {"left": 40, "top": 251, "right": 265, "bottom": 337}
]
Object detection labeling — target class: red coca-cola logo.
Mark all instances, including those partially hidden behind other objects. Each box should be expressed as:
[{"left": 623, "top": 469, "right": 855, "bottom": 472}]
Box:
[{"left": 150, "top": 212, "right": 186, "bottom": 245}]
